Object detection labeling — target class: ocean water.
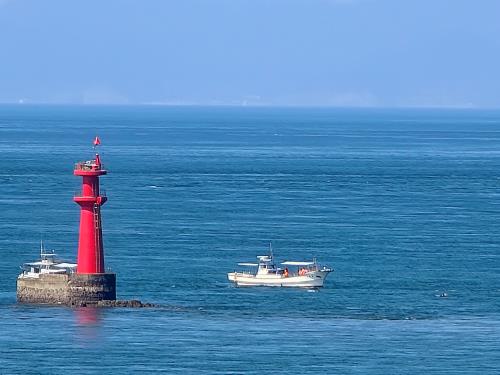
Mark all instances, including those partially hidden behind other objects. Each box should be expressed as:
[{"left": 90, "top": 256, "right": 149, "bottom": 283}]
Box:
[{"left": 0, "top": 105, "right": 500, "bottom": 374}]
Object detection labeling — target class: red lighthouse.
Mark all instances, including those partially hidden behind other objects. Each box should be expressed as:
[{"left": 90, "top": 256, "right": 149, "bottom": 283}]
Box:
[
  {"left": 74, "top": 138, "right": 107, "bottom": 274},
  {"left": 17, "top": 137, "right": 117, "bottom": 305}
]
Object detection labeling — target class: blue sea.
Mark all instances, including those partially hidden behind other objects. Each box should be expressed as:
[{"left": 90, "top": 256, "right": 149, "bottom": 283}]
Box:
[{"left": 1, "top": 105, "right": 500, "bottom": 374}]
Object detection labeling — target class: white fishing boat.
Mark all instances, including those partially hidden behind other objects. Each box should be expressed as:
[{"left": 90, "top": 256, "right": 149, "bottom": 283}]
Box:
[
  {"left": 18, "top": 241, "right": 76, "bottom": 279},
  {"left": 228, "top": 245, "right": 332, "bottom": 288}
]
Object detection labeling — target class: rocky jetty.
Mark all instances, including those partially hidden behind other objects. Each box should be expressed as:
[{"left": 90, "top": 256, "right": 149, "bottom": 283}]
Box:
[{"left": 70, "top": 299, "right": 157, "bottom": 308}]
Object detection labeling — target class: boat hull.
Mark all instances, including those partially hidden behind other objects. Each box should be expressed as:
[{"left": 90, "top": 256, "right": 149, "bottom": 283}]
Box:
[{"left": 227, "top": 270, "right": 330, "bottom": 288}]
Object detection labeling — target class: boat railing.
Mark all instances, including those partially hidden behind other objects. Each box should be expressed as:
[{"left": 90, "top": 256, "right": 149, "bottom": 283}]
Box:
[{"left": 235, "top": 270, "right": 254, "bottom": 276}]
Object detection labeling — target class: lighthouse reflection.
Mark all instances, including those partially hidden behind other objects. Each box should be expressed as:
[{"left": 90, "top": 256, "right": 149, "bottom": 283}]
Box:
[
  {"left": 74, "top": 307, "right": 103, "bottom": 344},
  {"left": 75, "top": 306, "right": 101, "bottom": 326}
]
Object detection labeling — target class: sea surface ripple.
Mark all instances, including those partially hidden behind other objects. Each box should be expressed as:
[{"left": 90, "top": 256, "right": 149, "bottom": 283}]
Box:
[{"left": 1, "top": 106, "right": 500, "bottom": 374}]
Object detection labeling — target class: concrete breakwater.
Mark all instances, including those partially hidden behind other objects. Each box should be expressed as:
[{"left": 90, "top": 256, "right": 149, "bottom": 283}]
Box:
[{"left": 17, "top": 273, "right": 116, "bottom": 305}]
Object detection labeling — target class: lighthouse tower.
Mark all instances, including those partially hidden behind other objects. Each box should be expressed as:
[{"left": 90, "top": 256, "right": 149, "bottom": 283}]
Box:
[
  {"left": 74, "top": 137, "right": 107, "bottom": 274},
  {"left": 17, "top": 137, "right": 117, "bottom": 305}
]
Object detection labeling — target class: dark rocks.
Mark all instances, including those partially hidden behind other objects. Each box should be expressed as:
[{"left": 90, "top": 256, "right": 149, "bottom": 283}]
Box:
[
  {"left": 69, "top": 299, "right": 156, "bottom": 308},
  {"left": 96, "top": 300, "right": 157, "bottom": 308}
]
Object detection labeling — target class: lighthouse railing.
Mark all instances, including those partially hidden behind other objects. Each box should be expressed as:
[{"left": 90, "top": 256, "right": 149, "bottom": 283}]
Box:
[{"left": 74, "top": 162, "right": 105, "bottom": 171}]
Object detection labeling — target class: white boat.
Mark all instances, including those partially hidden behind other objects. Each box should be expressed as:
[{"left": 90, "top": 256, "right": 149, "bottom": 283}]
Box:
[
  {"left": 18, "top": 241, "right": 77, "bottom": 279},
  {"left": 228, "top": 246, "right": 332, "bottom": 288}
]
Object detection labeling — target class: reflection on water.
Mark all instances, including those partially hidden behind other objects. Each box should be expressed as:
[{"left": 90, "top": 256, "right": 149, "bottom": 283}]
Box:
[
  {"left": 75, "top": 307, "right": 101, "bottom": 326},
  {"left": 74, "top": 307, "right": 103, "bottom": 344}
]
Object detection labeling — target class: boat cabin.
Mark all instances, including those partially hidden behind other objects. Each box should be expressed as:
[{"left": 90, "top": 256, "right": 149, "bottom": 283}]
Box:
[{"left": 18, "top": 244, "right": 76, "bottom": 279}]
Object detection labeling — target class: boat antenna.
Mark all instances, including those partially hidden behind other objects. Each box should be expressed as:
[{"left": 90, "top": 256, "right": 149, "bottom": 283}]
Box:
[{"left": 269, "top": 241, "right": 273, "bottom": 259}]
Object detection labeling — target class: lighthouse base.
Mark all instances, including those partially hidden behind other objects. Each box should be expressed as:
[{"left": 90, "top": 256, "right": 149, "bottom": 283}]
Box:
[{"left": 17, "top": 273, "right": 116, "bottom": 305}]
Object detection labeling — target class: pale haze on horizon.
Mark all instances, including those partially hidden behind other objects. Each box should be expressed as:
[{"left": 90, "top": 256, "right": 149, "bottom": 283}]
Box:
[{"left": 0, "top": 0, "right": 499, "bottom": 108}]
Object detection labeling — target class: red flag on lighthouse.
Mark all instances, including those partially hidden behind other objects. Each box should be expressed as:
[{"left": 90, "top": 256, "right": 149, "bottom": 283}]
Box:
[{"left": 93, "top": 136, "right": 101, "bottom": 147}]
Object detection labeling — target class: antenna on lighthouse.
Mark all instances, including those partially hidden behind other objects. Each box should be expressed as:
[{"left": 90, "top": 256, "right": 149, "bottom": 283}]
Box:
[{"left": 93, "top": 136, "right": 102, "bottom": 167}]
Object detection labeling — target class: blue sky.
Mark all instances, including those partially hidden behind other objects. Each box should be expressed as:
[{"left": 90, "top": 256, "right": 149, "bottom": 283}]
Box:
[{"left": 0, "top": 0, "right": 499, "bottom": 107}]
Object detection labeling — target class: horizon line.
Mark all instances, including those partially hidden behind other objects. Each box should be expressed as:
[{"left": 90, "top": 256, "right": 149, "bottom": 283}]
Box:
[{"left": 1, "top": 102, "right": 499, "bottom": 111}]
